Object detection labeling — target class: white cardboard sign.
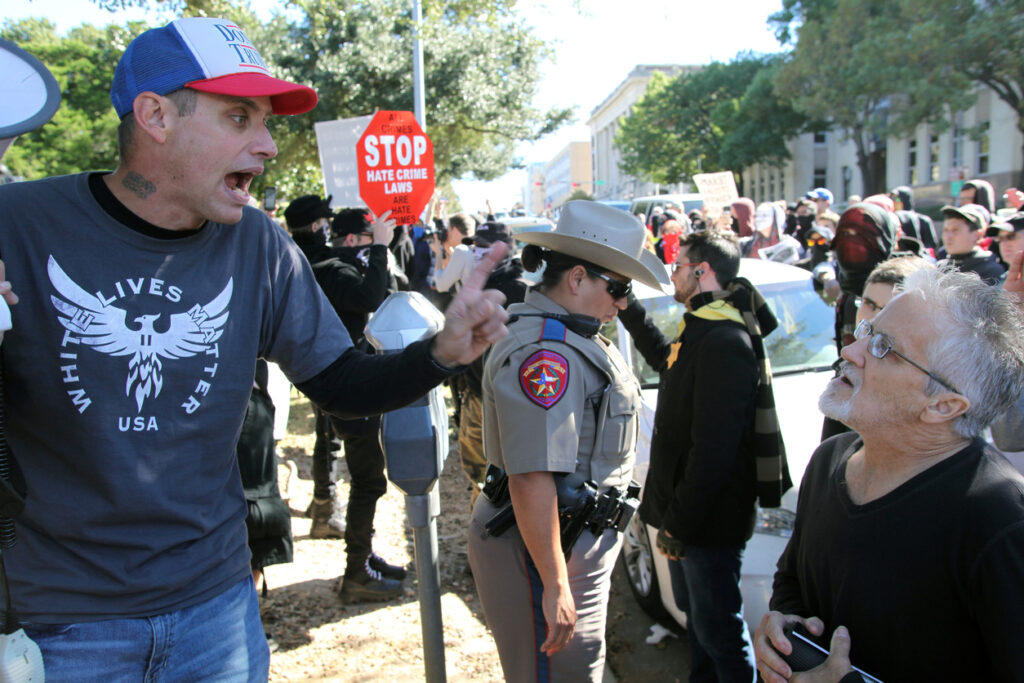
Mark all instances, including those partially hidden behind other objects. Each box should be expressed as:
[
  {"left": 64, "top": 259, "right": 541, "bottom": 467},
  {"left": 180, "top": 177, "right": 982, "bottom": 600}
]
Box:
[
  {"left": 315, "top": 115, "right": 373, "bottom": 208},
  {"left": 692, "top": 171, "right": 739, "bottom": 219}
]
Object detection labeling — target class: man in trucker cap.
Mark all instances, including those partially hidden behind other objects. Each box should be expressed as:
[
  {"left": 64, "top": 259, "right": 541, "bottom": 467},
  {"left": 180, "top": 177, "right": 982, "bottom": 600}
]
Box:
[{"left": 0, "top": 17, "right": 509, "bottom": 679}]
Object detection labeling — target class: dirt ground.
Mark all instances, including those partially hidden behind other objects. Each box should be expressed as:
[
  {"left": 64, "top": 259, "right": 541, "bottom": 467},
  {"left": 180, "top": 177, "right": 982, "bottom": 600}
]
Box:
[{"left": 262, "top": 388, "right": 688, "bottom": 682}]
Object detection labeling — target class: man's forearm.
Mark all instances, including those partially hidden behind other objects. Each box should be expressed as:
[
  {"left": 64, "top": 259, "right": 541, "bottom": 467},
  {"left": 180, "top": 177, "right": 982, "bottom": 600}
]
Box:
[{"left": 295, "top": 338, "right": 459, "bottom": 419}]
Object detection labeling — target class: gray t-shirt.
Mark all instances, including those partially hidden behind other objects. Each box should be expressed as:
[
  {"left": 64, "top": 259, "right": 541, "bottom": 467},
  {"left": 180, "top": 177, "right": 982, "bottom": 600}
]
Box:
[{"left": 0, "top": 173, "right": 351, "bottom": 622}]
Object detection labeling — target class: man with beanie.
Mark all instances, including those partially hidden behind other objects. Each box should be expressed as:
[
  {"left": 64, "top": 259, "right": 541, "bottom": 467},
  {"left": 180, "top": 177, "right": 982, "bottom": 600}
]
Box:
[
  {"left": 0, "top": 17, "right": 509, "bottom": 679},
  {"left": 284, "top": 193, "right": 335, "bottom": 264}
]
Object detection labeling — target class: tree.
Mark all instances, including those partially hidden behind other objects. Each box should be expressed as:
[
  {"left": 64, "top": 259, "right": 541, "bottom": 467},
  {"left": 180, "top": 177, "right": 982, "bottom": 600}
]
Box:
[
  {"left": 253, "top": 0, "right": 571, "bottom": 200},
  {"left": 900, "top": 0, "right": 1024, "bottom": 186},
  {"left": 1, "top": 19, "right": 149, "bottom": 179},
  {"left": 770, "top": 0, "right": 976, "bottom": 194},
  {"left": 6, "top": 1, "right": 571, "bottom": 203},
  {"left": 614, "top": 56, "right": 811, "bottom": 193},
  {"left": 717, "top": 56, "right": 819, "bottom": 174}
]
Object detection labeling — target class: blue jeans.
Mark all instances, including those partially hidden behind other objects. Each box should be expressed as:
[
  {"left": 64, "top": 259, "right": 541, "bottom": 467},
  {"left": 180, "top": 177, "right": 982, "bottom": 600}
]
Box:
[
  {"left": 22, "top": 576, "right": 269, "bottom": 682},
  {"left": 668, "top": 545, "right": 755, "bottom": 683}
]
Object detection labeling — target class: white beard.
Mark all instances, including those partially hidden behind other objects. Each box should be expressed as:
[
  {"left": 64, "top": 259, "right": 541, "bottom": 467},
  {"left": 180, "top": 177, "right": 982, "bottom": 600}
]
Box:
[{"left": 818, "top": 380, "right": 853, "bottom": 423}]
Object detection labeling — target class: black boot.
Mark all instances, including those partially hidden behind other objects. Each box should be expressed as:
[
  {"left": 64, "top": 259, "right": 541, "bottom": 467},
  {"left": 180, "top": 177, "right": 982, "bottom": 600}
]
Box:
[
  {"left": 338, "top": 557, "right": 403, "bottom": 603},
  {"left": 368, "top": 552, "right": 407, "bottom": 580}
]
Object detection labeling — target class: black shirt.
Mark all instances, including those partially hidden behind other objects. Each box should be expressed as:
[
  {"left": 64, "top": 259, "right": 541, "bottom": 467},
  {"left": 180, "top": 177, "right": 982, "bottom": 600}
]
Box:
[{"left": 772, "top": 433, "right": 1024, "bottom": 681}]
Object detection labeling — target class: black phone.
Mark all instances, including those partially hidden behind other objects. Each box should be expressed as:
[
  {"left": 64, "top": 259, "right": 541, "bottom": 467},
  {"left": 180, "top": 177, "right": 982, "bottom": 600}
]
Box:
[
  {"left": 263, "top": 186, "right": 276, "bottom": 211},
  {"left": 780, "top": 624, "right": 884, "bottom": 682}
]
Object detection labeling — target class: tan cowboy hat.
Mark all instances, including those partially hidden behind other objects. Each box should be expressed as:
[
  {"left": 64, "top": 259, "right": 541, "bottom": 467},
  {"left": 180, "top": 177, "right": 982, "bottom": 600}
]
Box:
[{"left": 517, "top": 201, "right": 671, "bottom": 291}]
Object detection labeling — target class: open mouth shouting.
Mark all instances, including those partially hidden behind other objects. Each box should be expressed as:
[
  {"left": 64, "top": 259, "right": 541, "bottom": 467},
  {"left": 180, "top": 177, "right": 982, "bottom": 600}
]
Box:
[{"left": 225, "top": 169, "right": 259, "bottom": 203}]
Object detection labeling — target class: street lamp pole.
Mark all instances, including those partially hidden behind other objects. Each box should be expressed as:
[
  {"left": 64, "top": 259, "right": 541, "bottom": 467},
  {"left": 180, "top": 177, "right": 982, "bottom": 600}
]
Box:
[{"left": 412, "top": 0, "right": 426, "bottom": 130}]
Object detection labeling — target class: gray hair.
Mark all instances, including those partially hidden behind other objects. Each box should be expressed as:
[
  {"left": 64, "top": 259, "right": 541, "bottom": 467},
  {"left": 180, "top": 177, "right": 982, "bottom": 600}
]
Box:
[{"left": 898, "top": 268, "right": 1024, "bottom": 438}]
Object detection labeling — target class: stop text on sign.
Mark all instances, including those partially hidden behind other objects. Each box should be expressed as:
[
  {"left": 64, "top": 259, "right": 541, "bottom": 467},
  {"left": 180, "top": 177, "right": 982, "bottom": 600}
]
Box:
[{"left": 357, "top": 111, "right": 435, "bottom": 226}]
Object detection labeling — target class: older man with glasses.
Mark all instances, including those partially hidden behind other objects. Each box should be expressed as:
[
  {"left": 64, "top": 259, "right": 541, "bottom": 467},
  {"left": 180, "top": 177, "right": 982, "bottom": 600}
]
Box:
[{"left": 754, "top": 268, "right": 1024, "bottom": 682}]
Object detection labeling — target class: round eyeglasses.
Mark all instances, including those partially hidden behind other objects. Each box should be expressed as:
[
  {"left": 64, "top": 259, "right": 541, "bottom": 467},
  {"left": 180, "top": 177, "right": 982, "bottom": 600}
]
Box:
[{"left": 853, "top": 319, "right": 959, "bottom": 394}]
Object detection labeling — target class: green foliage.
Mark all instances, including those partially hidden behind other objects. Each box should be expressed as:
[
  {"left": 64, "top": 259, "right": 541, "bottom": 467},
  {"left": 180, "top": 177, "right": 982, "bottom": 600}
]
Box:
[
  {"left": 5, "top": 1, "right": 570, "bottom": 201},
  {"left": 253, "top": 0, "right": 571, "bottom": 200},
  {"left": 615, "top": 57, "right": 811, "bottom": 187},
  {"left": 772, "top": 0, "right": 976, "bottom": 192},
  {"left": 568, "top": 188, "right": 593, "bottom": 201},
  {"left": 1, "top": 19, "right": 149, "bottom": 179}
]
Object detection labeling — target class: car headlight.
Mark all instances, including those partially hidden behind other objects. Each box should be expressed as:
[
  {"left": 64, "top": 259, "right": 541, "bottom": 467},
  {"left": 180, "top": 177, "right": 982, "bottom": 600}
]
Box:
[{"left": 755, "top": 507, "right": 796, "bottom": 538}]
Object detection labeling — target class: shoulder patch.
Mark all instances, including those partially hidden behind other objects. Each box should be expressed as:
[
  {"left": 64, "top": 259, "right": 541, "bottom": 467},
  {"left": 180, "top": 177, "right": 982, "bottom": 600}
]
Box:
[{"left": 519, "top": 349, "right": 570, "bottom": 409}]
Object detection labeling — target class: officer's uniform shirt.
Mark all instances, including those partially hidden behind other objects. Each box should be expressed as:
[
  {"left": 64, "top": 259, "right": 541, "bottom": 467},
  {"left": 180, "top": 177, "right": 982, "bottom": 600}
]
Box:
[{"left": 482, "top": 289, "right": 640, "bottom": 492}]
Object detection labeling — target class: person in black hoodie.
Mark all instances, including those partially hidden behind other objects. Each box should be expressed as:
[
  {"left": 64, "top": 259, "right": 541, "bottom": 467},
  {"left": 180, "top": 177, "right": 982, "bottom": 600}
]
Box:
[
  {"left": 890, "top": 185, "right": 938, "bottom": 250},
  {"left": 957, "top": 178, "right": 996, "bottom": 213},
  {"left": 283, "top": 197, "right": 408, "bottom": 602}
]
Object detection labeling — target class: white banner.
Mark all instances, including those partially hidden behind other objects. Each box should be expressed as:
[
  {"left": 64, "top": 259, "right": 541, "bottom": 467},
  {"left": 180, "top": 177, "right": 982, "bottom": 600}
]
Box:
[{"left": 315, "top": 115, "right": 373, "bottom": 208}]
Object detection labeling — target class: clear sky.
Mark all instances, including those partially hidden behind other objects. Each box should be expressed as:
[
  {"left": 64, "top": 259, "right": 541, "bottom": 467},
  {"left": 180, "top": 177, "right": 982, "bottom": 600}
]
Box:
[
  {"left": 5, "top": 0, "right": 785, "bottom": 212},
  {"left": 454, "top": 0, "right": 785, "bottom": 212}
]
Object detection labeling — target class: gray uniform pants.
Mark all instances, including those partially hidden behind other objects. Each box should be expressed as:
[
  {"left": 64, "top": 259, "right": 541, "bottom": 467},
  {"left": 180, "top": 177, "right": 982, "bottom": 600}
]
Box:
[{"left": 468, "top": 495, "right": 622, "bottom": 683}]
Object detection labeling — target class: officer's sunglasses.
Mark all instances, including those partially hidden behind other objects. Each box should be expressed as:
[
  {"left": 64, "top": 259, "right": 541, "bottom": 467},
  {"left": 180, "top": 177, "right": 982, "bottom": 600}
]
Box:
[
  {"left": 853, "top": 319, "right": 960, "bottom": 394},
  {"left": 585, "top": 269, "right": 632, "bottom": 300}
]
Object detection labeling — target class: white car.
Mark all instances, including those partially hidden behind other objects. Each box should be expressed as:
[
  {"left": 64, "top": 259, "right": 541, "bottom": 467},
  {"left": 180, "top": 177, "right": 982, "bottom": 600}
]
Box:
[{"left": 605, "top": 258, "right": 838, "bottom": 634}]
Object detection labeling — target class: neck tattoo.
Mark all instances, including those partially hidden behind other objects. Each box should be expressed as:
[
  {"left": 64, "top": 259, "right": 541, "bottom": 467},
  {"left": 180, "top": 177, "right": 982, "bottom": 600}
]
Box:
[{"left": 123, "top": 171, "right": 157, "bottom": 199}]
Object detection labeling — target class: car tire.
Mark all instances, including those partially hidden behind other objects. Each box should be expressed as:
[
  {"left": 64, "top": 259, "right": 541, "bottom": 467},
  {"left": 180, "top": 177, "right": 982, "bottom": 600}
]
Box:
[{"left": 619, "top": 514, "right": 675, "bottom": 628}]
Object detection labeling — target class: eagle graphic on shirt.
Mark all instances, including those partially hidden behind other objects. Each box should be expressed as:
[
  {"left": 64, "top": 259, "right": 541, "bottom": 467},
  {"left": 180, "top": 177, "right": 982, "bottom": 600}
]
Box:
[{"left": 47, "top": 256, "right": 232, "bottom": 413}]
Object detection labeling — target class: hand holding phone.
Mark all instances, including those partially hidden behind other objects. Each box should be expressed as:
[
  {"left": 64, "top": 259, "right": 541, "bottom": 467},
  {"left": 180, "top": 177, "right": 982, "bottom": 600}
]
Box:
[
  {"left": 780, "top": 624, "right": 883, "bottom": 682},
  {"left": 263, "top": 186, "right": 276, "bottom": 212}
]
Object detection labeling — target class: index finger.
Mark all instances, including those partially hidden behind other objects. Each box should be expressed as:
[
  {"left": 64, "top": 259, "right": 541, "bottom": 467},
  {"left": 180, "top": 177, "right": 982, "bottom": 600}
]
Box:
[{"left": 461, "top": 241, "right": 508, "bottom": 294}]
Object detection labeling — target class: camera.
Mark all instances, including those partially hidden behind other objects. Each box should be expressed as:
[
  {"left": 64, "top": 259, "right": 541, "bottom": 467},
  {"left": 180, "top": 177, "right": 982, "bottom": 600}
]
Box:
[{"left": 422, "top": 226, "right": 447, "bottom": 243}]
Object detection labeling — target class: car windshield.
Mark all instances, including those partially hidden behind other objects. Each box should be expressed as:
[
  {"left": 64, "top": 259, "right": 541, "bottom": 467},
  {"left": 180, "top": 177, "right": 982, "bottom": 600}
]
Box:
[{"left": 606, "top": 275, "right": 837, "bottom": 388}]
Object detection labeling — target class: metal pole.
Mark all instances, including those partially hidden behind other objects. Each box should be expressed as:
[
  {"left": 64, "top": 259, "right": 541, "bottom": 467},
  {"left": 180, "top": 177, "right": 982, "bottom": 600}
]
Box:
[
  {"left": 406, "top": 488, "right": 446, "bottom": 683},
  {"left": 412, "top": 0, "right": 426, "bottom": 130}
]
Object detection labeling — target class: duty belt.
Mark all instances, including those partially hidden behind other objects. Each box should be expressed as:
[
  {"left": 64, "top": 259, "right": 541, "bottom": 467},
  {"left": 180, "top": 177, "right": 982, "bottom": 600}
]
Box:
[{"left": 481, "top": 464, "right": 641, "bottom": 559}]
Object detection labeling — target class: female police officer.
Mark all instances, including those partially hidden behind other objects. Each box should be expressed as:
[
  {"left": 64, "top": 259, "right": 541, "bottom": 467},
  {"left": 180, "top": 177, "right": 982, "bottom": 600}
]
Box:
[{"left": 468, "top": 201, "right": 670, "bottom": 682}]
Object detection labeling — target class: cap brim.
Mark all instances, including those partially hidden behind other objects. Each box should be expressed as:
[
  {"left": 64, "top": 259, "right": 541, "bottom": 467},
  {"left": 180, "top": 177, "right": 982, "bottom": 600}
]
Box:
[
  {"left": 516, "top": 230, "right": 670, "bottom": 292},
  {"left": 187, "top": 72, "right": 318, "bottom": 115},
  {"left": 940, "top": 205, "right": 982, "bottom": 230}
]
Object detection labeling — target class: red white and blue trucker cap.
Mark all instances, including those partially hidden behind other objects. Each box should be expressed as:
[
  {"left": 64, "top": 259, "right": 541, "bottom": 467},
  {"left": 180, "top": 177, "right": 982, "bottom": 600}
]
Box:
[{"left": 111, "top": 17, "right": 317, "bottom": 118}]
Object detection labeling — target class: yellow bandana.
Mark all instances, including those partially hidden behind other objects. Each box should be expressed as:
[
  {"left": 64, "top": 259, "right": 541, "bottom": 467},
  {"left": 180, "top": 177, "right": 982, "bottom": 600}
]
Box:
[{"left": 665, "top": 301, "right": 744, "bottom": 369}]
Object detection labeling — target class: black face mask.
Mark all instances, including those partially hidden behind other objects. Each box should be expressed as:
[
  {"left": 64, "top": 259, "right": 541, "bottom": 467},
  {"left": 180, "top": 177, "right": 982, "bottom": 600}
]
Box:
[{"left": 785, "top": 214, "right": 798, "bottom": 234}]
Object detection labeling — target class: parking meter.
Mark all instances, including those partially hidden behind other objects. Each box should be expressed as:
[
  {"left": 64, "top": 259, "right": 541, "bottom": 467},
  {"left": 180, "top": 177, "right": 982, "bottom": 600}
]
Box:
[
  {"left": 364, "top": 291, "right": 449, "bottom": 683},
  {"left": 365, "top": 292, "right": 448, "bottom": 495}
]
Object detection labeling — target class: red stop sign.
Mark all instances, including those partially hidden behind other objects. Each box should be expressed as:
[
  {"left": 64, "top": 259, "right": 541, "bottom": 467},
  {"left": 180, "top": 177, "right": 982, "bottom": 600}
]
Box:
[{"left": 357, "top": 111, "right": 435, "bottom": 226}]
